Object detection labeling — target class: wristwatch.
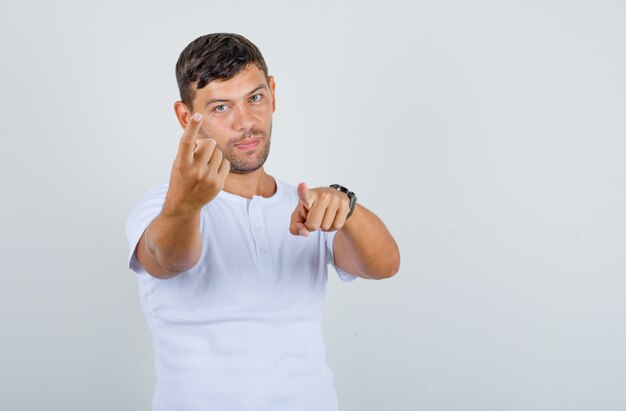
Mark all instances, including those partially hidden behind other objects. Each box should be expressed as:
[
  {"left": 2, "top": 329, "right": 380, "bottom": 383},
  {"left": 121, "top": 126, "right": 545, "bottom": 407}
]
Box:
[{"left": 329, "top": 184, "right": 357, "bottom": 219}]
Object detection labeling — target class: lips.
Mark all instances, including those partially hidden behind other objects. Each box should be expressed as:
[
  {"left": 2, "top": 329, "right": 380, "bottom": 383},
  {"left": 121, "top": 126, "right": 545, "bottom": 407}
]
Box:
[{"left": 234, "top": 138, "right": 260, "bottom": 150}]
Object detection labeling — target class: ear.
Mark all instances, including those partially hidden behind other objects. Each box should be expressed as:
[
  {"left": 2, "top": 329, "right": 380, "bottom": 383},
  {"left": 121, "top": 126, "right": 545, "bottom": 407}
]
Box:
[
  {"left": 174, "top": 101, "right": 192, "bottom": 129},
  {"left": 267, "top": 75, "right": 276, "bottom": 112}
]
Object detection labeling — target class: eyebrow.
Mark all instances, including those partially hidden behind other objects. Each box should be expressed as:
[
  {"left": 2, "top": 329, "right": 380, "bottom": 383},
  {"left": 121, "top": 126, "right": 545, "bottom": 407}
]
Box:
[{"left": 204, "top": 84, "right": 267, "bottom": 107}]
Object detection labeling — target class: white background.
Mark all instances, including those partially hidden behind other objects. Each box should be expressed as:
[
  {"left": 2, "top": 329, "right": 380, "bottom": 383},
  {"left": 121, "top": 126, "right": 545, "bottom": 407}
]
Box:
[{"left": 1, "top": 1, "right": 625, "bottom": 410}]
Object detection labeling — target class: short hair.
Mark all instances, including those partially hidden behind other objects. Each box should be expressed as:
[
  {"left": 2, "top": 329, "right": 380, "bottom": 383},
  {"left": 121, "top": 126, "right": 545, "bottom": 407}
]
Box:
[{"left": 175, "top": 33, "right": 269, "bottom": 109}]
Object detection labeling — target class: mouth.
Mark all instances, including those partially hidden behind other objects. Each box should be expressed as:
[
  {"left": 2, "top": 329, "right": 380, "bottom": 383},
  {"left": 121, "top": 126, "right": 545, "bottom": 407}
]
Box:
[{"left": 234, "top": 138, "right": 260, "bottom": 150}]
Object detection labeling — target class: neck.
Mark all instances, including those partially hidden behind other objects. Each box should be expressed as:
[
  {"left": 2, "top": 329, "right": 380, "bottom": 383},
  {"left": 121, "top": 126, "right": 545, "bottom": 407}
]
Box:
[{"left": 223, "top": 167, "right": 276, "bottom": 199}]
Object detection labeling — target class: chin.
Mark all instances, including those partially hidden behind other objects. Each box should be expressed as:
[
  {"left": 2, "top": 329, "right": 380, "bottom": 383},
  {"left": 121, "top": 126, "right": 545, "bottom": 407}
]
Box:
[
  {"left": 229, "top": 159, "right": 267, "bottom": 174},
  {"left": 228, "top": 142, "right": 270, "bottom": 174}
]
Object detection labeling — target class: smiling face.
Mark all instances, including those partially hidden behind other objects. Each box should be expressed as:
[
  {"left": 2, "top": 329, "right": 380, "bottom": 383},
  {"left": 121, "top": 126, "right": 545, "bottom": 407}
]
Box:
[{"left": 180, "top": 64, "right": 276, "bottom": 174}]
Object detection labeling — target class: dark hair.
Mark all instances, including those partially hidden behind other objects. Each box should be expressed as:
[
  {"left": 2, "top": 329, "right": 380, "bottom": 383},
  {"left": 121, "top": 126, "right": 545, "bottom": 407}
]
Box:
[{"left": 175, "top": 33, "right": 269, "bottom": 109}]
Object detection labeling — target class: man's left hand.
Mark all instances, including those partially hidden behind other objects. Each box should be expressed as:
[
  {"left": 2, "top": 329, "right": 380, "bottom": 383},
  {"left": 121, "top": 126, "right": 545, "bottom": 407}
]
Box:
[{"left": 289, "top": 182, "right": 351, "bottom": 237}]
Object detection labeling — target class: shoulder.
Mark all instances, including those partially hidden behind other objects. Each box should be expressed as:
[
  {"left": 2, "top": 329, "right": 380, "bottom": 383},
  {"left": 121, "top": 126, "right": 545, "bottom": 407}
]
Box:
[
  {"left": 128, "top": 184, "right": 168, "bottom": 214},
  {"left": 276, "top": 178, "right": 295, "bottom": 192},
  {"left": 125, "top": 183, "right": 170, "bottom": 254},
  {"left": 275, "top": 178, "right": 298, "bottom": 204},
  {"left": 136, "top": 183, "right": 169, "bottom": 203},
  {"left": 274, "top": 178, "right": 298, "bottom": 209}
]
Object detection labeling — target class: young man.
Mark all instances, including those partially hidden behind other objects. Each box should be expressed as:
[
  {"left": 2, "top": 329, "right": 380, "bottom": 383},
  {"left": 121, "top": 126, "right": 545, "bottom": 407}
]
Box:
[{"left": 126, "top": 33, "right": 400, "bottom": 411}]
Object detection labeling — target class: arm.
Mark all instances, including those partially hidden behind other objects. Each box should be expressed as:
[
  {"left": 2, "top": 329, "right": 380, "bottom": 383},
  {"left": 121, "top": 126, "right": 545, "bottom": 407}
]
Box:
[
  {"left": 135, "top": 208, "right": 202, "bottom": 279},
  {"left": 135, "top": 112, "right": 230, "bottom": 279},
  {"left": 289, "top": 183, "right": 400, "bottom": 280},
  {"left": 333, "top": 204, "right": 400, "bottom": 279}
]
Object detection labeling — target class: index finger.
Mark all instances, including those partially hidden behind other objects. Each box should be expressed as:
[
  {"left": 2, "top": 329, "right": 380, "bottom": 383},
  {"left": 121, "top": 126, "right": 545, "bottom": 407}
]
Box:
[
  {"left": 177, "top": 113, "right": 203, "bottom": 164},
  {"left": 297, "top": 182, "right": 314, "bottom": 209}
]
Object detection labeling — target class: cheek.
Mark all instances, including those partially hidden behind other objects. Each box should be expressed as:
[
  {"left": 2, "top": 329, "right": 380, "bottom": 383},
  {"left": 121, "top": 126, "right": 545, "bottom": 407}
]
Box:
[
  {"left": 255, "top": 105, "right": 273, "bottom": 120},
  {"left": 203, "top": 118, "right": 230, "bottom": 133}
]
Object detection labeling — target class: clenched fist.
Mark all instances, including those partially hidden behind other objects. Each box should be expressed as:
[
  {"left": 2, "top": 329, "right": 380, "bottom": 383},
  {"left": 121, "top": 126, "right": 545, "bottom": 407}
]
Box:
[
  {"left": 164, "top": 113, "right": 230, "bottom": 214},
  {"left": 289, "top": 182, "right": 351, "bottom": 236}
]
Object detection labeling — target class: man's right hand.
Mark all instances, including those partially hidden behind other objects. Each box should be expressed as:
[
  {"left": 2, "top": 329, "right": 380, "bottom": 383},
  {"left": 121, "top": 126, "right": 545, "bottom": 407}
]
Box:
[{"left": 164, "top": 113, "right": 231, "bottom": 215}]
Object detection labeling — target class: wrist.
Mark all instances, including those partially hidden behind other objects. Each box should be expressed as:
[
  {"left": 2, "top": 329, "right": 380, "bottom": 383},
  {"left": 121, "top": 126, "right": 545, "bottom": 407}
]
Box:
[
  {"left": 329, "top": 184, "right": 357, "bottom": 219},
  {"left": 162, "top": 197, "right": 202, "bottom": 219}
]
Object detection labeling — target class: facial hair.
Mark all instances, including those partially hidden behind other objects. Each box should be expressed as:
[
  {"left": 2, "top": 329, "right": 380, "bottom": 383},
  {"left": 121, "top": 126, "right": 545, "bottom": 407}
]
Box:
[{"left": 199, "top": 123, "right": 272, "bottom": 174}]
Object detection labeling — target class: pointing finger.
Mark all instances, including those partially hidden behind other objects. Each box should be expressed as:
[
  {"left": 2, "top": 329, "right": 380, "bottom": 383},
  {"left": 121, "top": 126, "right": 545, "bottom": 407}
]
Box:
[
  {"left": 177, "top": 113, "right": 203, "bottom": 164},
  {"left": 297, "top": 182, "right": 314, "bottom": 209}
]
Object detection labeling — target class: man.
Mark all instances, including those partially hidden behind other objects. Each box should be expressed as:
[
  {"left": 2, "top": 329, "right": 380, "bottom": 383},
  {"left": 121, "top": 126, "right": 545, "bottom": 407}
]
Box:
[{"left": 126, "top": 33, "right": 400, "bottom": 411}]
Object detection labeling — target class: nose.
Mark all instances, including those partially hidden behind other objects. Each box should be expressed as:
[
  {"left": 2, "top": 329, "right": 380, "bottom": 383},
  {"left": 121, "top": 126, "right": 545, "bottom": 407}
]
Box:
[{"left": 232, "top": 103, "right": 256, "bottom": 132}]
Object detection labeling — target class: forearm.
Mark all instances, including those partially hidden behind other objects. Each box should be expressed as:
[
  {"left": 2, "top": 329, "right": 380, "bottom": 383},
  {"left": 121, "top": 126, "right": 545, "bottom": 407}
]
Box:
[
  {"left": 336, "top": 205, "right": 400, "bottom": 279},
  {"left": 144, "top": 204, "right": 203, "bottom": 275}
]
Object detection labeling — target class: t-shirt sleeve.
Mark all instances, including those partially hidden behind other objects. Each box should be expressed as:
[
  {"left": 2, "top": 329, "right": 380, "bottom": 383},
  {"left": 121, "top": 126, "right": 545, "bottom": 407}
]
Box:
[
  {"left": 126, "top": 185, "right": 208, "bottom": 275},
  {"left": 325, "top": 230, "right": 358, "bottom": 282},
  {"left": 125, "top": 184, "right": 173, "bottom": 274}
]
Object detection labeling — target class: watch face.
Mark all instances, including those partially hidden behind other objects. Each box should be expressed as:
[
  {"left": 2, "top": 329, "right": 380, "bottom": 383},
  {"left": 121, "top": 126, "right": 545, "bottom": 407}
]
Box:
[
  {"left": 330, "top": 184, "right": 357, "bottom": 218},
  {"left": 330, "top": 184, "right": 352, "bottom": 197}
]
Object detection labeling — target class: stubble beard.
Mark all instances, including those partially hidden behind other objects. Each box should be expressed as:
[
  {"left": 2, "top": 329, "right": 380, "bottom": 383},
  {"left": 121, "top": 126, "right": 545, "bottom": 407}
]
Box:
[
  {"left": 197, "top": 123, "right": 272, "bottom": 174},
  {"left": 224, "top": 123, "right": 272, "bottom": 174}
]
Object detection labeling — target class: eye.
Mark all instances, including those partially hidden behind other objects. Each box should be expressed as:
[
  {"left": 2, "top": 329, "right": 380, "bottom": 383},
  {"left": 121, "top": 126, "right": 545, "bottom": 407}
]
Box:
[
  {"left": 250, "top": 94, "right": 263, "bottom": 103},
  {"left": 214, "top": 104, "right": 228, "bottom": 113}
]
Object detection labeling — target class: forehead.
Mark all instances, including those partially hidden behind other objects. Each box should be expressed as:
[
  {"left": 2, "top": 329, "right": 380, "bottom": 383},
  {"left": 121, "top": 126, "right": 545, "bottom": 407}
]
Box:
[{"left": 194, "top": 65, "right": 268, "bottom": 101}]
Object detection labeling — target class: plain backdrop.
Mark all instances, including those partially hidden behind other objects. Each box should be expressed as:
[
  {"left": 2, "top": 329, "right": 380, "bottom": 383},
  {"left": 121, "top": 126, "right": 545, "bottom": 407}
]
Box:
[{"left": 1, "top": 1, "right": 625, "bottom": 410}]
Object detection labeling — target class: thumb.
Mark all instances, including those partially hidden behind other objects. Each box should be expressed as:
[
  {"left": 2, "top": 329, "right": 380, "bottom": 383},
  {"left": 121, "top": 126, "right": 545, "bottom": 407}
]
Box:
[{"left": 297, "top": 182, "right": 313, "bottom": 209}]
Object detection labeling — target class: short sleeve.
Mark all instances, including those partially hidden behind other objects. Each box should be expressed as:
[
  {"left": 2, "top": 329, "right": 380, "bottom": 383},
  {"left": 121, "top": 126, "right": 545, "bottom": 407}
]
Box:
[
  {"left": 325, "top": 231, "right": 358, "bottom": 282},
  {"left": 125, "top": 184, "right": 169, "bottom": 274}
]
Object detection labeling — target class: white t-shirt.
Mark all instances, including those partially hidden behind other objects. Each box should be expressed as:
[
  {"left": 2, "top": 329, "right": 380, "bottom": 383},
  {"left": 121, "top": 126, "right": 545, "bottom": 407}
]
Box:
[{"left": 125, "top": 178, "right": 357, "bottom": 411}]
